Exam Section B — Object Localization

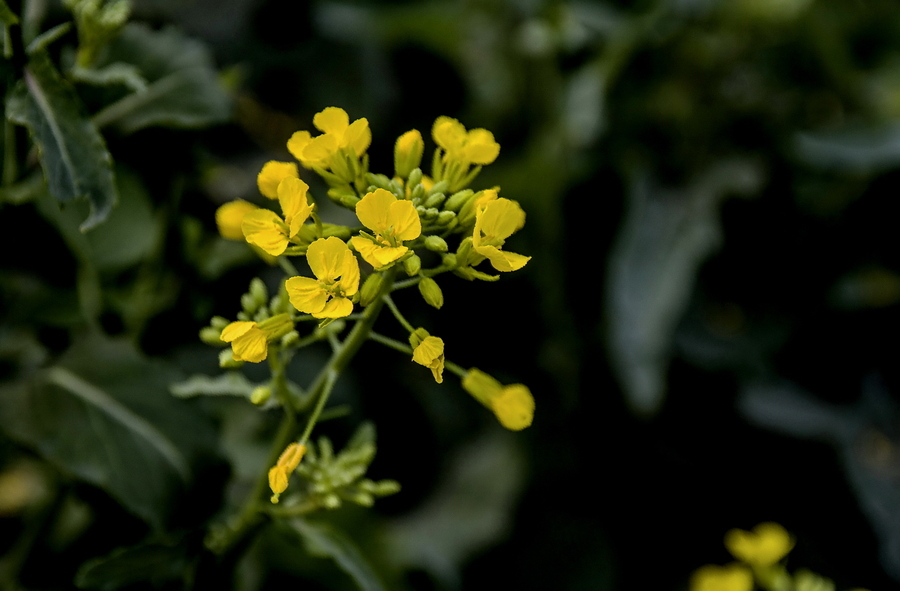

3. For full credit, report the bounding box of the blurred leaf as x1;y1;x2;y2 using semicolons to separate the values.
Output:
0;334;217;530
795;124;900;174
70;62;147;92
606;159;763;415
74;541;188;590
288;517;387;591
0;0;18;59
26;22;70;55
170;372;256;398
91;23;231;133
6;51;117;231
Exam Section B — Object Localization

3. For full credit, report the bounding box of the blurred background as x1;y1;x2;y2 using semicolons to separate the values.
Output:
3;0;900;589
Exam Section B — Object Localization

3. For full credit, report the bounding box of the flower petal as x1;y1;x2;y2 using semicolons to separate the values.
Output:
307;236;350;281
257;161;299;199
339;248;360;295
277;177;313;237
285;276;327;315
313;107;349;135
355;189;396;233
388;199;422;241
475;245;530;272
463;128;500;164
287;130;313;163
490;384;534;431
216;200;258;241
344;118;371;155
432;116;466;151
477;198;525;241
315;297;353;319
242;209;288;256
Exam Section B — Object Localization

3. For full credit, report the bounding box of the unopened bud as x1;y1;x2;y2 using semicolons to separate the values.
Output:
403;254;421;276
219;348;244;368
250;278;268;306
436;211;456;226
200;326;224;346
408;167;423;188
359;273;384;306
250;385;272;405
419;277;444;309
424;192;446;208
394;130;424;179
424;235;448;252
408;327;431;349
339;194;361;208
444;189;474;212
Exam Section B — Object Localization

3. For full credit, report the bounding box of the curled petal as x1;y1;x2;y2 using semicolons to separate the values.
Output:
389;199;422;241
242;209;288;256
257;161;298;199
475;245;530;272
412;336;445;383
221;322;268;363
476;198;526;243
464;128;500;164
490;385;534;431
287;130;313;163
314;107;350;135
344;118;371;155
277;177;313;237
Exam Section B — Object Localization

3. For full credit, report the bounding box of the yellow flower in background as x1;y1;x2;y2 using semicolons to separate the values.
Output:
349;188;421;268
432;116;500;165
412;336;445;383
462;368;534;430
268;442;306;503
725;522;795;567
242;177;314;256
472;197;530;272
216;200;259;240
286;237;360;318
690;564;753;591
287;107;371;168
394;129;424;178
220;321;268;363
257;161;299;199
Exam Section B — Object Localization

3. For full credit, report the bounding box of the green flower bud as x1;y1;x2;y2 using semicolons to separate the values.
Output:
411;183;426;202
359;273;384;307
388;178;404;199
339;194;361;209
250;278;268;306
428;180;449;197
424;235;448;252
408;327;431;349
281;330;299;347
210;316;230;330
408;167;423;188
456;237;473;266
250;385;272;405
200;326;225;346
419;277;444;309
219;348;244;368
365;173;392;189
395;130;425;179
436;211;456;226
444;189;474;212
403;254;422;276
327;187;356;203
424;192;446;209
441;253;458;268
241;292;257;314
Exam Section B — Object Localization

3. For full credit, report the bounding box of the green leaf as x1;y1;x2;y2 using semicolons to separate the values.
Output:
170;372;256;398
289;518;387;591
70;62;147;92
6;51;117;231
91;23;231;133
0;334;218;530
74;542;188;590
0;0;18;59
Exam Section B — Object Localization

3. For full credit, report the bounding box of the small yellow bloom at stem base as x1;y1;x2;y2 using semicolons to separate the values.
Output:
725;522;795;567
349;188;421;268
462;368;534;430
269;442;307;503
412;335;445;384
216;200;259;240
690;564;753;591
220;321;268;363
472;197;530;272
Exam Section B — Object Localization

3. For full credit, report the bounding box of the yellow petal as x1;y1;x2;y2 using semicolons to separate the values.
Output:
413;336;444;384
388;199;422;241
371;245;408;268
339;248;360;295
690;564;753;591
462;368;503;406
355;189;396;233
463;128;500;164
475;245;530;272
276;442;306;471
302;134;339;167
307;236;351;282
725;523;795;567
285;276;327;315
268;466;289;495
476;198;526;242
316;297;353;319
220;321;256;343
350;236;382;268
242;209;287;256
277;177;313;237
223;324;268;363
344;118;371;155
257;161;298;199
490;385;534;430
313;106;349;135
432;116;466;151
216;200;258;241
287;130;313;163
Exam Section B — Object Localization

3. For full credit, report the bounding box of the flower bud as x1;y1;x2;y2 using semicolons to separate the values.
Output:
200;326;225;346
408;327;431;349
444;189;473;212
250;385;272;405
424;235;448;252
408;167;423;188
258;313;294;340
419;277;444;309
424;192;446;209
359;273;384;307
436;211;456;226
339;194;361;209
365;173;392;189
281;330;299;347
219;348;244;368
403;254;422;276
394;130;424;179
250;278;268;306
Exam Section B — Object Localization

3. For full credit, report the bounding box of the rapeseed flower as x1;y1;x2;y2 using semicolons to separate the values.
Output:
462;368;534;430
257;161;299;199
394;129;424;178
216;200;258;240
412;335;445;384
269;442;306;503
349;188;421;268
285;237;360;319
287;107;371;170
690;564;753;591
472;197;530;272
220;314;293;363
432;116;499;165
725;523;795;567
242;177;314;256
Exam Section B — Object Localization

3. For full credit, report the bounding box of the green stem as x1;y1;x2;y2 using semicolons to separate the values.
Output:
278;257;299;277
383;294;415;333
391;277;422;291
369;331;467;378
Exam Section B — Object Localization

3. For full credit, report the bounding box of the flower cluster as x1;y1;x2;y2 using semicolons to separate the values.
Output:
209;107;534;501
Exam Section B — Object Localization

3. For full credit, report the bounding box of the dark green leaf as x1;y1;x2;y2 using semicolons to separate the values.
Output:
0;334;218;530
0;0;18;59
289;518;387;591
75;542;188;590
6;51;117;231
91;23;231;133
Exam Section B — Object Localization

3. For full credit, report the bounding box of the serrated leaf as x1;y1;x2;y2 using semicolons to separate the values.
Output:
91;23;231;133
0;334;217;530
289;518;387;591
75;542;187;590
170;372;256;398
6;51;117;231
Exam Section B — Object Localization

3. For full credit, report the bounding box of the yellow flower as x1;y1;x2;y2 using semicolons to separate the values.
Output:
242;177;314;256
216;200;258;240
462;368;534;430
432;116;500;165
395;129;424;178
220;314;294;363
257;161;299;199
269;442;306;503
412;336;444;384
287;107;371;169
725;523;795;567
690;564;753;591
472;197;530;272
285;237;360;318
349;188;421;268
